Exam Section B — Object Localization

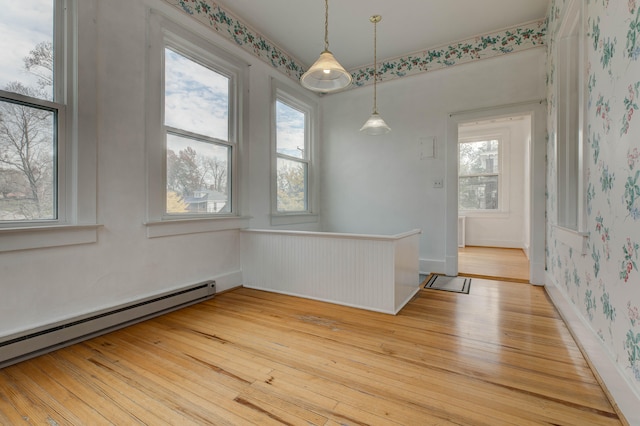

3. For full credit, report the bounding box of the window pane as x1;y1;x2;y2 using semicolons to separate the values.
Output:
277;158;307;212
0;99;56;220
166;133;230;214
557;12;581;230
459;175;499;210
164;48;229;141
0;1;55;102
459;140;499;175
276;100;305;159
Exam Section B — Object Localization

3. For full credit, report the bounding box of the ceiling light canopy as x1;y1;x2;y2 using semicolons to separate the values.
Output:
300;0;352;93
360;15;391;135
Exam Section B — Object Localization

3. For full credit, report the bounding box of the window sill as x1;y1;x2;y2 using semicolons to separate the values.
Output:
458;210;509;219
554;225;589;255
0;224;102;253
144;216;251;238
270;213;319;226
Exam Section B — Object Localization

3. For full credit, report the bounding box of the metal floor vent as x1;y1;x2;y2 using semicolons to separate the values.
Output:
0;280;216;368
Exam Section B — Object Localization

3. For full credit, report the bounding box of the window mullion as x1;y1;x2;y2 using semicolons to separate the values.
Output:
277;152;309;164
459;172;499;179
165;126;232;148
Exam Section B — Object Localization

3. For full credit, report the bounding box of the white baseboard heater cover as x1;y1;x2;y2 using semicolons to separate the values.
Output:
0;280;216;368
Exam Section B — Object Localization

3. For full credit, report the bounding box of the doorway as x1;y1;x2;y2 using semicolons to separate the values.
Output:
446;101;546;284
457;114;531;282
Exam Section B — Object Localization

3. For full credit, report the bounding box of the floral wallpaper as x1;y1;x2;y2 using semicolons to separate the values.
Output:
351;20;546;87
546;0;640;393
165;0;545;90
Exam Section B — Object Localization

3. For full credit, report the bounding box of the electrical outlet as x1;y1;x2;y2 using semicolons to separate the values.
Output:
433;178;444;188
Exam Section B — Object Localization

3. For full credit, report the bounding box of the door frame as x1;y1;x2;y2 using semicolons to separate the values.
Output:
446;100;546;284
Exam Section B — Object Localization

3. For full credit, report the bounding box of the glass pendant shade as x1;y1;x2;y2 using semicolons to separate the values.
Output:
360;112;391;135
300;0;351;93
300;50;352;92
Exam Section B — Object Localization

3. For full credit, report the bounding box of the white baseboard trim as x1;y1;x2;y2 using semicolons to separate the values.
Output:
212;269;243;292
529;261;545;285
419;258;446;275
464;239;523;249
242;285;398;315
545;273;640;425
444;255;458;276
394;288;421;315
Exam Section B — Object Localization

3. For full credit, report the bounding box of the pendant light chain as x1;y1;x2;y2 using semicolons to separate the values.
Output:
373;16;378;114
300;0;352;92
324;0;329;51
359;14;390;135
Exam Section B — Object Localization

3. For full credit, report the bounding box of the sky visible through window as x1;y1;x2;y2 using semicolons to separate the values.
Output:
164;48;230;142
276;100;305;159
0;1;53;93
164;48;233;214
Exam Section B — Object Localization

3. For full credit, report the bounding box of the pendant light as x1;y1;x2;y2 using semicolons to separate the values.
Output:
300;0;352;93
360;15;391;135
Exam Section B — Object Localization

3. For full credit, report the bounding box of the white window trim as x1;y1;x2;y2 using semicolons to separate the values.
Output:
0;0;100;252
270;79;319;225
457;129;510;216
144;9;249;237
554;0;588;253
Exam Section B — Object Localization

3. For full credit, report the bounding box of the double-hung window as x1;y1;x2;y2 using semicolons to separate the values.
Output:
145;11;247;236
164;46;232;216
0;0;97;252
458;138;501;211
272;82;317;222
0;1;62;224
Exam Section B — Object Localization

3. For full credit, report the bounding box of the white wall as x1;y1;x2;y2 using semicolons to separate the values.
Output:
320;49;546;274
458;116;530;249
0;0;314;338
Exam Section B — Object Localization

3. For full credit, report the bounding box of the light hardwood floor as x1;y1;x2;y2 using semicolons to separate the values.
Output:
459;246;530;282
0;280;624;425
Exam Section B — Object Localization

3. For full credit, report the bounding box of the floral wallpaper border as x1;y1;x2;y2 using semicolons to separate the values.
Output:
165;0;546;90
167;0;306;80
351;20;547;87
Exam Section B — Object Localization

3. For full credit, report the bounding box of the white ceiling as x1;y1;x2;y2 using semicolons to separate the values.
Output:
212;0;550;70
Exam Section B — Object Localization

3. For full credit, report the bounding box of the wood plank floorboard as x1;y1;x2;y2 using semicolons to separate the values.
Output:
459;246;530;282
0;278;624;425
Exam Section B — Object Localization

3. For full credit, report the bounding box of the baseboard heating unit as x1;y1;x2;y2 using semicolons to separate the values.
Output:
0;280;216;368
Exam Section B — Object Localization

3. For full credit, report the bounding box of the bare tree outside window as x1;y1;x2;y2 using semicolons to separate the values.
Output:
163;47;232;215
24;41;54;98
277;158;306;212
165;134;230;214
275;99;308;212
0;40;56;221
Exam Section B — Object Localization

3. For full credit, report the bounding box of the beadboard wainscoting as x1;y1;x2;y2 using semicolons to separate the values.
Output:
240;229;421;314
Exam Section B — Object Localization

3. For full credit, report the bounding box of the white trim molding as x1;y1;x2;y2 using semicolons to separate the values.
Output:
545;273;640;425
